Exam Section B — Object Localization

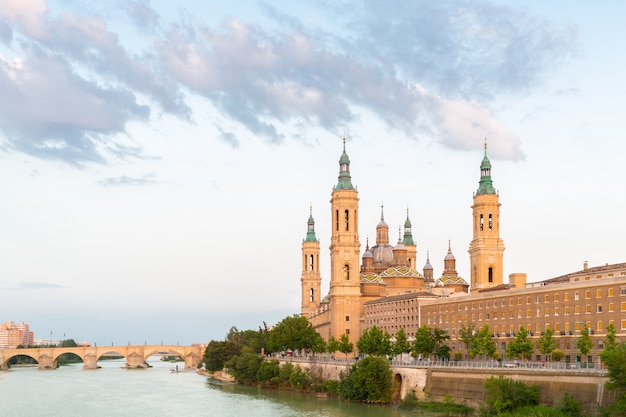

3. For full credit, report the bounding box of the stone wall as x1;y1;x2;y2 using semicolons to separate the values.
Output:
278;359;617;412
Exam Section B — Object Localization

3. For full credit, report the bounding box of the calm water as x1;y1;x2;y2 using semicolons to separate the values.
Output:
0;357;409;417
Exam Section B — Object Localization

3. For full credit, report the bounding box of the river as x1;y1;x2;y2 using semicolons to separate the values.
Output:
0;357;410;417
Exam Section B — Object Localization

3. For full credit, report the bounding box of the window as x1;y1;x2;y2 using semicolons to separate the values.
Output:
526;309;531;318
609;303;614;312
609;288;614;297
480;214;484;231
575;292;580;300
575;306;580;315
554;294;559;302
344;209;349;231
345;329;350;335
564;306;570;315
622;319;626;331
535;295;540;303
488;267;493;283
545;294;550;303
564;293;570;301
488;213;493;231
309;288;315;302
621;286;626;296
335;210;339;231
621;301;626;311
344;264;350;280
544;308;550;317
586;305;591;314
585;290;591;299
345;315;350;322
555;307;560;316
597;289;603;298
597;321;603;331
597;305;603;313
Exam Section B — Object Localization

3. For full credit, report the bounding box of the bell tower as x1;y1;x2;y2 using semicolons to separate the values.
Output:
468;141;505;293
328;137;361;342
301;206;321;317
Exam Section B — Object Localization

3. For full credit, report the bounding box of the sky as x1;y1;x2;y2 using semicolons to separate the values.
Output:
0;0;624;346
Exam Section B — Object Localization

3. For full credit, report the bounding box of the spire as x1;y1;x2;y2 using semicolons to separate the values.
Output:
423;250;434;280
402;207;415;245
476;139;496;195
424;250;433;270
376;203;389;245
444;239;455;261
336;136;354;190
304;205;317;242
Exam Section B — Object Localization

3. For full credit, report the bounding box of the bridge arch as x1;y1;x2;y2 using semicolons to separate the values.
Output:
1;352;40;369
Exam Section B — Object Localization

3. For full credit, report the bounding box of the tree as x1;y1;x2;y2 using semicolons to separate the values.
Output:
327;336;340;354
552;349;565;362
392;328;411;358
226;352;263;384
266;315;322;354
432;328;451;360
457;321;476;359
599;343;626;414
412;325;435;359
357;326;391;356
605;322;618;352
577;326;593;361
470;325;496;360
337;334;354;358
338;356;393;403
60;339;78;347
203;340;241;372
506;327;534;360
538;328;556;360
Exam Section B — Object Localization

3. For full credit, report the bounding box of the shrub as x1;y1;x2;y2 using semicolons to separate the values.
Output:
553;392;584;417
338;356;393;403
483;375;540;414
454;351;464;361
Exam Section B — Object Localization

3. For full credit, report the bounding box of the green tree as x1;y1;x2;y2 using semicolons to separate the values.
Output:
203;340;241;372
577;326;593;361
337;334;354;358
412;325;435;359
266;315;322;354
357;326;391;356
327;336;339;354
255;360;280;385
60;339;78;347
506;327;534;360
538;328;556;360
605;322;618;351
339;356;393;403
432;328;451;360
226;352;263;384
457;321;476;359
392;328;411;358
469;325;496;359
552;349;565;362
599;343;626;416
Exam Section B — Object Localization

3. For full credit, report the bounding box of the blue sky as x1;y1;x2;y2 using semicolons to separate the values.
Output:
0;0;624;345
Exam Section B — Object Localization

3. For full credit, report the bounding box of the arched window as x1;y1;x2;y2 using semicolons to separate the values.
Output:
309;288;315;302
309;254;314;271
335;210;339;231
488;267;493;283
344;209;349;231
344;264;350;280
488;213;493;231
480;214;484;231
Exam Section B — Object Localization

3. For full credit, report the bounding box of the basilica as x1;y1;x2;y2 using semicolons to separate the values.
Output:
300;139;505;342
300;139;626;365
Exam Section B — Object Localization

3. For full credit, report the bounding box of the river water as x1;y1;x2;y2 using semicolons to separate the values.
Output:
0;357;409;417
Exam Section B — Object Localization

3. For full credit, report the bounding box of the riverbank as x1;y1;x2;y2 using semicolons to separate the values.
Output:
197;368;236;383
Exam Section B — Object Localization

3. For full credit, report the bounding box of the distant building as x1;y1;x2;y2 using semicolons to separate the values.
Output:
0;321;34;348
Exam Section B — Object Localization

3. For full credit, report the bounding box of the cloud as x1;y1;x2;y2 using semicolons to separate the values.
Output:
100;173;157;187
0;0;576;164
0;281;66;290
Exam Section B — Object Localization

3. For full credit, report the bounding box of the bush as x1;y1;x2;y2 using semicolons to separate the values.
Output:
454;351;464;361
338;356;393;403
551;349;565;362
483;375;540;414
256;360;279;385
555;392;583;417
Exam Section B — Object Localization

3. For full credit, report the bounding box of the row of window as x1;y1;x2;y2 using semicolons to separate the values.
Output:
427;286;626;314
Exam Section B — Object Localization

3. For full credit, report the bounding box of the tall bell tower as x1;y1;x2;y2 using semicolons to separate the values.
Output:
301;206;321;317
468;141;505;293
328;138;361;342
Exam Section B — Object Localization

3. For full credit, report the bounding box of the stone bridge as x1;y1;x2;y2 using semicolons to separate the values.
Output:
0;345;203;370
